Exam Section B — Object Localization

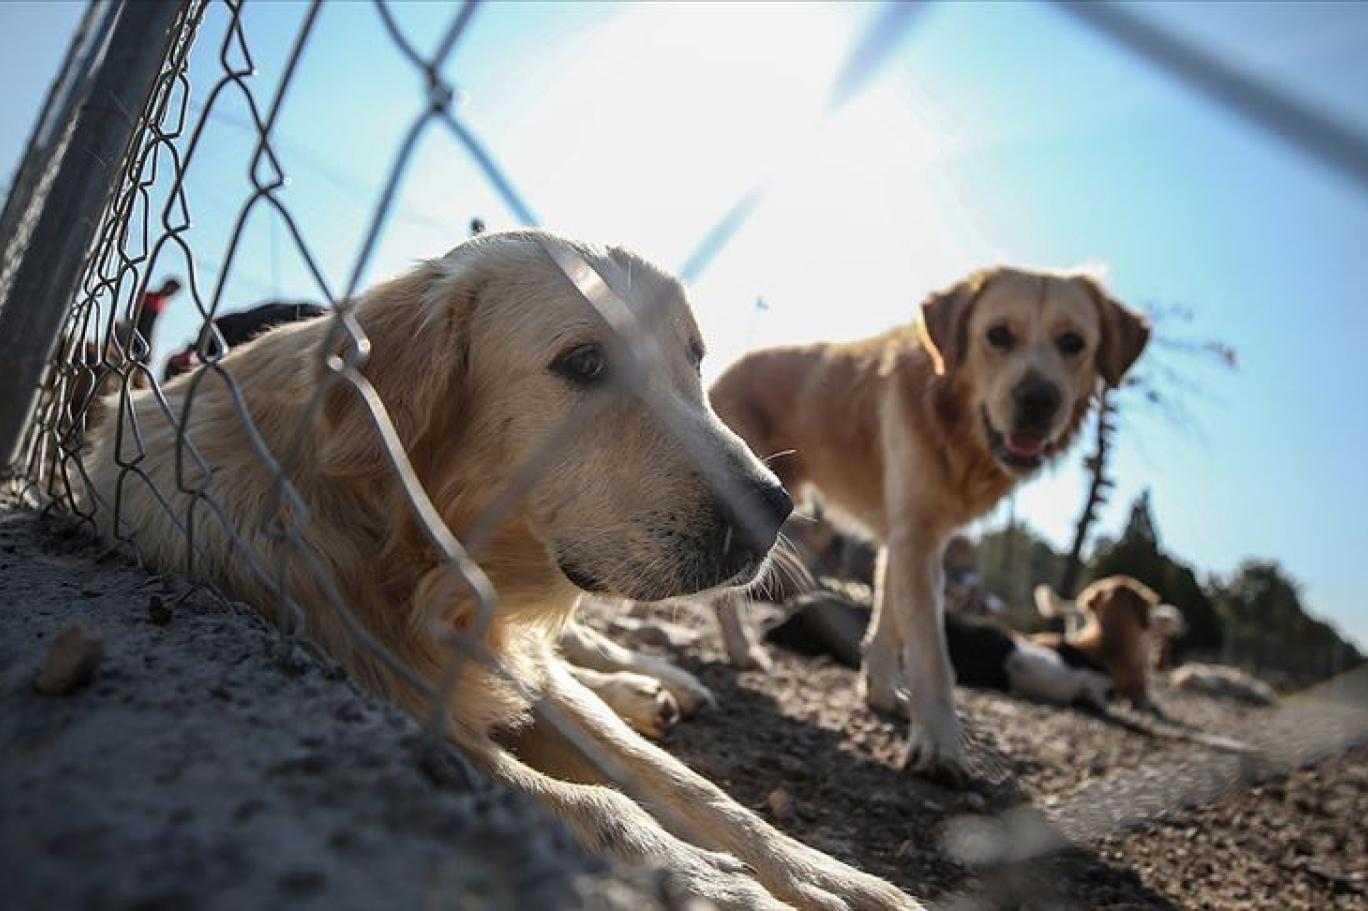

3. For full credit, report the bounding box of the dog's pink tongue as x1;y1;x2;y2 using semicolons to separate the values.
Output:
1006;433;1046;457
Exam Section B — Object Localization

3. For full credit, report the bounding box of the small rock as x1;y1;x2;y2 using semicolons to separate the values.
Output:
766;787;793;822
33;623;104;696
147;594;173;625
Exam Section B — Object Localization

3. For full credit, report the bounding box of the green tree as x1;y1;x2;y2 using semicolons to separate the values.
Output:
1210;561;1362;686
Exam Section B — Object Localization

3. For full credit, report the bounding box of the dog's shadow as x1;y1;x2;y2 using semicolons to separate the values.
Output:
661;652;1180;910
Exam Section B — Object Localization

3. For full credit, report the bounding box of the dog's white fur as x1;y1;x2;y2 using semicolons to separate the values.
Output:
78;231;916;909
1005;639;1112;710
559;615;714;738
709;267;1150;778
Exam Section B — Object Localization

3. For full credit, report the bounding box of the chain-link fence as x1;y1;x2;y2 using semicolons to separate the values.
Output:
2;0;806;852
2;4;915;905
2;1;1367;908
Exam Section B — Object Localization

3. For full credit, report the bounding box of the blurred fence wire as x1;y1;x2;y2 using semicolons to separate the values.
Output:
1;0;1366;907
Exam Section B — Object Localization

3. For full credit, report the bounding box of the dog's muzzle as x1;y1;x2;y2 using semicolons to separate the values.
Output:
982;406;1053;472
711;478;793;586
556;478;793;600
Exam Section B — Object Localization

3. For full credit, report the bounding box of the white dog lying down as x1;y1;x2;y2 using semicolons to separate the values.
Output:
79;231;916;910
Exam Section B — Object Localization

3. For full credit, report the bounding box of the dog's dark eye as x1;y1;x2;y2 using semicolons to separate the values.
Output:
986;326;1014;350
1057;332;1085;356
688;340;705;374
551;343;608;385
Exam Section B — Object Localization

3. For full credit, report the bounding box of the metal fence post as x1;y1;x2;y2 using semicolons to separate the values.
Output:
0;0;182;472
0;1;118;275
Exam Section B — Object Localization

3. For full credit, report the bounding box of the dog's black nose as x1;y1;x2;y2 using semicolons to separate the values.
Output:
1013;378;1061;430
721;479;793;553
755;480;794;530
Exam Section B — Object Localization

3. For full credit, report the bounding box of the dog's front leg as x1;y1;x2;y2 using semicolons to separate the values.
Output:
883;525;965;781
560;617;714;716
563;663;682;740
715;588;774;670
478;723;794;910
533;658;921;910
860;547;903;714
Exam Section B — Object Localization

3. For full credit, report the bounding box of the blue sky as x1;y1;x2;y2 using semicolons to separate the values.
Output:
3;1;1364;647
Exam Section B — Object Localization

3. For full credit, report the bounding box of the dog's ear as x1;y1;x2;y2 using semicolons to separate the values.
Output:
318;262;474;476
1033;583;1077;620
1074;579;1108;617
918;269;992;375
1080;276;1150;388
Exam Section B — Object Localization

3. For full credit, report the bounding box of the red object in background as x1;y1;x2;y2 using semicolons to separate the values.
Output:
141;290;172;314
165;348;197;377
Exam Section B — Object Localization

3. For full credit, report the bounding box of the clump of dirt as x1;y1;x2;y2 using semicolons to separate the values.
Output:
32;622;104;696
581;599;1368;910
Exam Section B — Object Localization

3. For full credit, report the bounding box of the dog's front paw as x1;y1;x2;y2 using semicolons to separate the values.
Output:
734;641;774;673
657;668;716;717
720;631;774;672
859;668;905;718
899;714;968;786
606;673;682;740
664;854;798;911
750;841;923;911
790;853;924;911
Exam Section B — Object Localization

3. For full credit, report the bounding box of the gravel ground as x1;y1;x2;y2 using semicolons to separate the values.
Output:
3;497;1364;911
0;503;672;911
579;598;1368;911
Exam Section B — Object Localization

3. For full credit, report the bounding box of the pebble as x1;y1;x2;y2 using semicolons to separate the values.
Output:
33;622;104;696
766;787;793;822
147;594;173;625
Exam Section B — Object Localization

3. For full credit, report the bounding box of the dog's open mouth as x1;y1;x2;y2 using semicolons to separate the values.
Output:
982;408;1051;471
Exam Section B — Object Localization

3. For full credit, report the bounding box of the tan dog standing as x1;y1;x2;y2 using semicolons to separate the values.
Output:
710;267;1149;778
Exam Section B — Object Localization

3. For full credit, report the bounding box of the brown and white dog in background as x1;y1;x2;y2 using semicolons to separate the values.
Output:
1034;575;1165;710
708;266;1150;779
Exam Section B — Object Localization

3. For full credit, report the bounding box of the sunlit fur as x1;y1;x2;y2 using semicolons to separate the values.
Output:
710;265;1150;778
78;230;915;909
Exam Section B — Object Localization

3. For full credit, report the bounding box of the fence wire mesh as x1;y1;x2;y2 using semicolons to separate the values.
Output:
5;0;819;866
2;1;1367;908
